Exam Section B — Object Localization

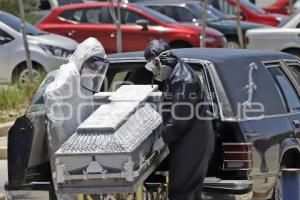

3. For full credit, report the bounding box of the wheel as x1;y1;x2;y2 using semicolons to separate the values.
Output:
227;40;241;49
12;63;46;85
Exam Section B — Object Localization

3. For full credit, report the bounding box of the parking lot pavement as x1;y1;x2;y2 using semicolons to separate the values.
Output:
0;160;7;198
0;137;7;160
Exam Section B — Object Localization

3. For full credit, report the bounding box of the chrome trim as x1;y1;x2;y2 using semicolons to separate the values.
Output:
243;63;258;107
109;57;300;122
222;143;252;145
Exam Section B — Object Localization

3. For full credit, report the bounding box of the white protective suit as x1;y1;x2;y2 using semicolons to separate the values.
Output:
44;37;107;199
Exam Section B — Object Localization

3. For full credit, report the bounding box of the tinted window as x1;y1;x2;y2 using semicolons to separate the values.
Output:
0;12;45;35
287;63;300;85
186;4;224;20
60;9;83;22
26;71;56;113
134;4;177;23
60;8;113;24
121;8;148;24
268;67;300;112
169;6;196;22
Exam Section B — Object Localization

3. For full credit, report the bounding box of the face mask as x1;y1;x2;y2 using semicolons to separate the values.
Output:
145;50;173;82
154;65;173;82
80;56;109;93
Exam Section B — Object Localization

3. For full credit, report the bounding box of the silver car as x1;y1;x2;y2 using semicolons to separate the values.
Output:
246;12;300;57
0;11;78;84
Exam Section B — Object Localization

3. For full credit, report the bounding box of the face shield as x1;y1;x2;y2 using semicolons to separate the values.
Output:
80;56;109;93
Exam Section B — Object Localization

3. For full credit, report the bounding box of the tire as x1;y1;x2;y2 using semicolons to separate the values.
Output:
12;63;45;85
227;40;241;49
226;37;241;49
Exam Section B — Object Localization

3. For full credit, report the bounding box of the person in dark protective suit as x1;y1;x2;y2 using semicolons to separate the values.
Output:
144;39;215;200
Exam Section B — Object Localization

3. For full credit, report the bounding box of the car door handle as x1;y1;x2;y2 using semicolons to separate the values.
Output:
293;119;300;128
110;32;116;38
66;30;76;36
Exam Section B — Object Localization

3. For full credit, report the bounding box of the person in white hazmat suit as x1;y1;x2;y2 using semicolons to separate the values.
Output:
44;37;109;199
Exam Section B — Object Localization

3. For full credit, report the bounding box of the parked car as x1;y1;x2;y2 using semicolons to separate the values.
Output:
246;12;300;57
140;1;267;48
262;0;299;15
5;48;300;200
211;0;288;26
36;2;227;53
0;11;78;85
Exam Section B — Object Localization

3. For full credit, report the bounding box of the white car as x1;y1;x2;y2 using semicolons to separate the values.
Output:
246;12;300;57
0;11;78;84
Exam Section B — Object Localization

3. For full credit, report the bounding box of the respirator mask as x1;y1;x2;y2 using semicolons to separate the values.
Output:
145;50;173;82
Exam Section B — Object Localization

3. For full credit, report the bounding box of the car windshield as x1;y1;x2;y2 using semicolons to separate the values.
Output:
187;4;227;21
240;0;265;14
134;4;177;23
0;12;45;35
279;13;297;27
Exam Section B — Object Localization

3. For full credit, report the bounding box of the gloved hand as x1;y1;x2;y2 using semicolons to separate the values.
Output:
152;137;165;152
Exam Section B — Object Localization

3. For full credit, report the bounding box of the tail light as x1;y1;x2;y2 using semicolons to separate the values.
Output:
223;143;253;170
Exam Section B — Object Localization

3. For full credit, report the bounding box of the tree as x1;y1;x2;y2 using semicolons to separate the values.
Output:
236;0;244;49
200;0;208;48
18;0;34;81
108;0;122;53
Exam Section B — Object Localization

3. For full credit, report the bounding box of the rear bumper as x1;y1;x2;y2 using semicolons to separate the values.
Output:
5;178;253;200
203;178;253;200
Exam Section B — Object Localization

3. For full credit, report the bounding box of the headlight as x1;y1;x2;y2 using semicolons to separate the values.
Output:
276;17;283;22
40;44;71;58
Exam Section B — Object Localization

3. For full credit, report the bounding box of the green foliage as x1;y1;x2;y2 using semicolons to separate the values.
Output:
0;0;41;24
0;71;45;122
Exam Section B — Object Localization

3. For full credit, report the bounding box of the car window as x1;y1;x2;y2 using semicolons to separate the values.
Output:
287;63;300;85
0;12;45;35
108;62;214;111
0;28;13;45
60;8;113;24
171;6;196;22
26;71;56;114
218;0;236;15
60;9;83;22
134;4;177;24
121;8;149;24
268;67;300;112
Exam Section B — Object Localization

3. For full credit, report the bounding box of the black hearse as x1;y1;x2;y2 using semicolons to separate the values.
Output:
5;48;300;200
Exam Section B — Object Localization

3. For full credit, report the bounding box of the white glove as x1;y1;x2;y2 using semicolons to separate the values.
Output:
152;137;165;152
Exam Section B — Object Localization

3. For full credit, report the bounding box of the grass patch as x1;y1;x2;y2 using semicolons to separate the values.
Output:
0;72;46;123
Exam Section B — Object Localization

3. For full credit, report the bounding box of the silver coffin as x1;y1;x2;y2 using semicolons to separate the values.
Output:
55;85;168;194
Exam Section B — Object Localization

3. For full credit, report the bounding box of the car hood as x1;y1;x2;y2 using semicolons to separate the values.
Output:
173;23;224;37
28;33;78;50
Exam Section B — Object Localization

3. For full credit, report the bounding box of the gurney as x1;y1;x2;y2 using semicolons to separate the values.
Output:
55;85;168;194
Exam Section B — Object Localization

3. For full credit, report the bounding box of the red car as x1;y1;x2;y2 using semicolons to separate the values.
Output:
214;0;288;26
36;3;226;53
262;0;294;15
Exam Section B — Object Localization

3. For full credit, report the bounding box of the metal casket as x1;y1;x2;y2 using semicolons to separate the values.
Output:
54;85;168;194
